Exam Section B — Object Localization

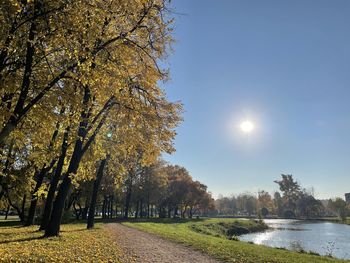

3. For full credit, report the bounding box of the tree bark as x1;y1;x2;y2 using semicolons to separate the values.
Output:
6;193;26;223
139;198;143;218
26;166;47;226
102;197;107;219
124;176;133;219
147;194;150;218
73;202;82;220
81;207;88;220
108;195;113;219
40;127;69;230
87;158;107;229
135;200;139;219
5;205;10;219
167;207;171;218
173;206;178;218
44;174;71;236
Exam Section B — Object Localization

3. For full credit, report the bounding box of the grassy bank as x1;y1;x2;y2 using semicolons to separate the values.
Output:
190;218;267;239
123;218;347;263
324;217;350;225
0;220;122;262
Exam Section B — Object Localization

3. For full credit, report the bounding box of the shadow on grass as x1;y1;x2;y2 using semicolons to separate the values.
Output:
60;228;89;233
0;235;44;245
115;217;205;224
59;217;205;225
0;217;205;230
0;220;22;227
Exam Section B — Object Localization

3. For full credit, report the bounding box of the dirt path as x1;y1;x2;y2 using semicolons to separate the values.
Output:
106;223;222;263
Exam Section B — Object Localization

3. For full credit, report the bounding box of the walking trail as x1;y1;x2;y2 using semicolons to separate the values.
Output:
106;223;222;263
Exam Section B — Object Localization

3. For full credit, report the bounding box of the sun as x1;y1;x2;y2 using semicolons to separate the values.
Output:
240;120;254;133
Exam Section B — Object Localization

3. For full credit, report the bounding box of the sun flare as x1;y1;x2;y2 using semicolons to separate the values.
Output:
240;120;254;133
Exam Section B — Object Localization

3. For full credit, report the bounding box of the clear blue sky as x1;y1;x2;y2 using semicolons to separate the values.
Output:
162;0;350;199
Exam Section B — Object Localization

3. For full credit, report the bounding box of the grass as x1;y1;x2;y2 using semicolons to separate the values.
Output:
123;218;348;263
329;217;350;225
0;219;122;262
345;218;350;225
189;218;267;239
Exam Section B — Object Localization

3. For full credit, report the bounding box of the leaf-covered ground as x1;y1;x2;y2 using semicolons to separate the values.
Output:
0;222;122;262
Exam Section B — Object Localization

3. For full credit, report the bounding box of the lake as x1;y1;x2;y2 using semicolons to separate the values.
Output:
239;219;350;260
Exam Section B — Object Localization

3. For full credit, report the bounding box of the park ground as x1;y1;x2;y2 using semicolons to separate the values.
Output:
0;216;349;262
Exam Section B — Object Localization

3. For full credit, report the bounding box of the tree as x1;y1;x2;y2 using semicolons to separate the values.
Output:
273;192;284;217
186;181;214;218
274;174;301;214
165;165;192;218
328;198;348;221
1;0;183;237
260;207;269;218
258;190;274;215
296;190;324;218
0;0;176;145
87;157;108;229
236;193;258;216
215;196;237;215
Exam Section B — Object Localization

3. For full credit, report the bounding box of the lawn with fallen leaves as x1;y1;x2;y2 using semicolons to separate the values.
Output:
0;221;122;262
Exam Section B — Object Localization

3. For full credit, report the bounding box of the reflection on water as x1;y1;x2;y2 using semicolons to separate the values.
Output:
239;219;350;260
250;230;274;245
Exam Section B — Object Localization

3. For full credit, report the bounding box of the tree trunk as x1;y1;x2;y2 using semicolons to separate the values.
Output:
147;193;150;218
44;174;72;236
5;192;25;223
82;207;88;220
173;206;178;218
124;178;132;219
81;196;89;220
5;205;10;219
102;197;107;219
87;158;107;229
107;196;111;218
73;202;82;220
115;201;118;218
25;166;47;226
44;87;91;237
44;85;113;236
26;159;56;226
167;207;171;218
181;207;186;218
135;200;139;219
109;195;113;219
139;198;143;218
18;194;27;223
40;127;69;230
189;207;193;219
0;190;4;202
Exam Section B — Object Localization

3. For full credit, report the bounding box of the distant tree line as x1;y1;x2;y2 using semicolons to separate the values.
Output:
215;174;349;220
65;160;214;221
0;159;214;225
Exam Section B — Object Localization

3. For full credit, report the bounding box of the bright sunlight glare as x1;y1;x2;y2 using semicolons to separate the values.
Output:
240;120;254;133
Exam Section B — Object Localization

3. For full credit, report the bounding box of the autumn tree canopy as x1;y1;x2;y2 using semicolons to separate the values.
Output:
0;0;204;237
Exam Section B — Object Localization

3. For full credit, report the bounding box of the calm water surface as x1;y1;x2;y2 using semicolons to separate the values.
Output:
239;219;350;260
